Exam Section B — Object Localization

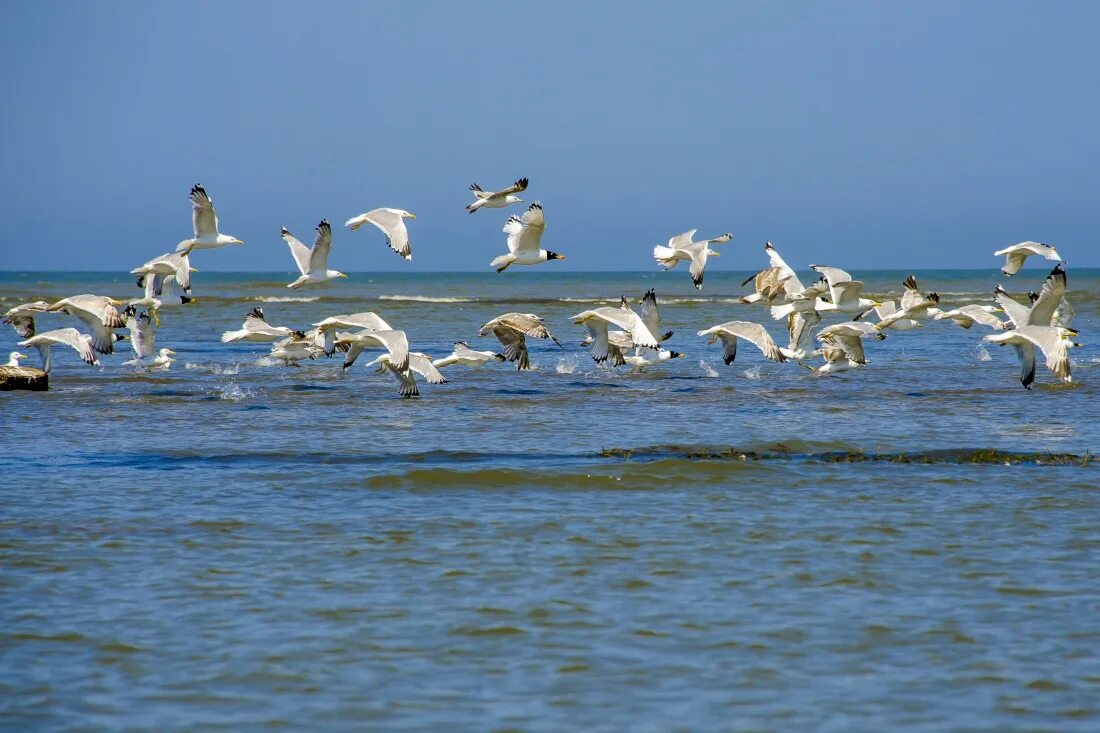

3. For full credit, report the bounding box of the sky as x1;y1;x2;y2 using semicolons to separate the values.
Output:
1;1;1097;272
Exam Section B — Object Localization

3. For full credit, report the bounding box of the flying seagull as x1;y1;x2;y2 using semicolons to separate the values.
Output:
697;321;787;365
313;312;393;356
122;306;175;370
363;352;449;398
282;220;347;289
652;229;732;289
176;184;243;254
984;325;1080;388
808;265;880;317
994;241;1061;277
432;341;506;369
477;313;562;370
46;295;126;354
3;300;51;338
132;251;195;294
490;202;566;272
572;296;661;364
934;304;1006;330
339;329;411;373
345;208;416;260
221;308;296;343
466;177;528;213
816;322;885;365
19;328;99;372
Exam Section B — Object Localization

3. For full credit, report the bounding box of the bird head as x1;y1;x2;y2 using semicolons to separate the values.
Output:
402;211;416;219
161;349;177;357
233;238;244;245
670;351;686;359
715;233;733;243
707;249;721;257
546;251;565;261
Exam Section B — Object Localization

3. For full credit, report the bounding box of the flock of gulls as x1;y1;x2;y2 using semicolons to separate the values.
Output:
2;180;1083;396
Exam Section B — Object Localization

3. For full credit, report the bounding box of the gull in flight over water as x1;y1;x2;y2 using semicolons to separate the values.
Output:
572;296;661;364
490;202;566;272
132;251;195;295
176;184;243;254
779;311;822;363
3;301;51;338
363;351;448;398
652;229;732;290
985;326;1080;388
122;307;175;370
466;177;528;213
270;332;322;366
697;321;787;365
221;308;296;343
432;341;506;369
339;329;410;373
994;241;1061;277
345;208;416;260
934;304;1006;330
816;322;885;365
806;265;881;317
19;328;100;372
312;312;393;356
873;276;939;331
282;220;347;289
806;344;864;376
478;313;562;370
47;295;126;354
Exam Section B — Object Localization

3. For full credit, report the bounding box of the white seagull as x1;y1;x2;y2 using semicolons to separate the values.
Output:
432;341;506;369
697;321;787;365
466;177;528;213
477;313;563;370
816;322;885;365
175;184;243;254
984;325;1080;388
779;311;823;363
19;328;100;372
46;295;126;354
652;229;732;289
270;332;322;366
994;241;1061;277
874;276;939;331
807;344;864;376
132;251;195;294
3;300;51;338
363;352;449;398
221;308;296;343
312;312;393;356
5;351;30;367
572;296;661;363
345;208;416;260
934;304;1006;330
122;307;175;370
490;202;566;272
807;265;880;317
282;220;346;289
339;329;410;373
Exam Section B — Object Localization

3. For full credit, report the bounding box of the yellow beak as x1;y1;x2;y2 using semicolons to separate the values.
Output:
406;213;416;219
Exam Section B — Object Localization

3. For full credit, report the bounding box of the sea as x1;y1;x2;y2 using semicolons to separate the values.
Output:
2;268;1098;731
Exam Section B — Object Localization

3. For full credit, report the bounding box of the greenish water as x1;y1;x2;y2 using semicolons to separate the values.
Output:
2;270;1098;730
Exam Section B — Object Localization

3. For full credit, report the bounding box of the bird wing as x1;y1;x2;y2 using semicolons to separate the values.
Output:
281;227;312;275
491;177;529;199
994;286;1031;328
25;327;98;365
355;328;409;372
408;353;448;384
587;307;660;349
364;209;411;260
899;275;923;310
638;289;661;337
789;310;820;351
191;184;218;238
688;246;709;290
957;305;1006;330
710;321;785;362
830;280;865;306
502;215;529;254
833;334;867;364
668;230;697;249
810;265;852;288
492;327;530;369
873;300;898;320
127;310;156;358
1013;326;1071;381
498;313;560;345
1026;264;1066;327
308;220;333;273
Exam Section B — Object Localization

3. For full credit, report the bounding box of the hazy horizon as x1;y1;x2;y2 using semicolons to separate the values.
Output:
2;2;1097;274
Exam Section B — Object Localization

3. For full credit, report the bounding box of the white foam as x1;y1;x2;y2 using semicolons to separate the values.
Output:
185;361;241;375
378;295;476;303
555;355;580;374
248;296;320;303
742;365;763;380
216;383;253;401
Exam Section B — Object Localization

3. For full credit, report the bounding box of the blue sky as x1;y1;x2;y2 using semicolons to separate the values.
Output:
1;1;1097;272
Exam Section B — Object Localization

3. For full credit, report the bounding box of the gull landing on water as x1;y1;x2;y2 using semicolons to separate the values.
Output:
652;230;732;290
466;177;528;213
491;203;566;272
175;184;243;254
345;208;416;260
994;241;1061;277
282;220;347;289
122;307;175;371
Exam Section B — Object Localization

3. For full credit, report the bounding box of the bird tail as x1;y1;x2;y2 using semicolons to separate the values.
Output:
344;215;366;231
770;303;796;320
652;245;677;267
490;254;513;272
740;293;762;305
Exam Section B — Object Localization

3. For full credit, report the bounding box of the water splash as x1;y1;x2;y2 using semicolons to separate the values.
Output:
555;355;579;374
742;365;763;380
699;360;719;378
975;344;993;362
215;383;254;402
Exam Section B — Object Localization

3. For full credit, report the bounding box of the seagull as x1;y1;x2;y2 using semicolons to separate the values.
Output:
934;304;1006;330
652;229;732;289
993;285;1032;329
808;265;880;317
122;307;175;370
580;290;674;361
490;202;566;272
432;341;506;368
46;295;126;354
466;178;528;213
477;313;563;370
134;268;195;309
3;300;50;338
363;352;448;398
984;325;1080;388
221;308;296;343
572;296;661;363
816;322;885;365
312;312;393;356
19;328;99;372
1025;264;1067;327
697;321;787;365
175;184;243;254
807;344;864;376
621;348;686;372
270;332;322;366
874;276;939;331
345;208;416;260
282;220;346;289
132;251;195;294
4;351;30;367
779;311;823;363
339;329;410;373
994;241;1061;277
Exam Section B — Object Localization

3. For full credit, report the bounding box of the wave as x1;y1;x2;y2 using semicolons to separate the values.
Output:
378;295;478;303
247;296;321;303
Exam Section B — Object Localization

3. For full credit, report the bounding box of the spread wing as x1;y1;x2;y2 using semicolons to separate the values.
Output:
638;289;661;338
127;310;156;359
493;177;529;198
308;220;333;273
407;353;448;384
282;227;312;275
1026;264;1066;327
702;321;785;363
503;215;530;254
688;246;709;290
493;327;530;369
668;230;697;249
899;275;923;310
191;184;217;238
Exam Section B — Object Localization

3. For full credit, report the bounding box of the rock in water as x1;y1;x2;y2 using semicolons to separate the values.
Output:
0;365;48;391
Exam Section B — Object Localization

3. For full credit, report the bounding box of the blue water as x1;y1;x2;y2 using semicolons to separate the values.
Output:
2;269;1098;730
